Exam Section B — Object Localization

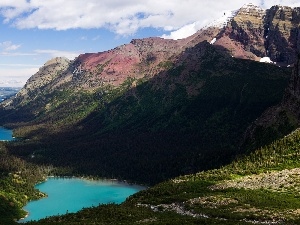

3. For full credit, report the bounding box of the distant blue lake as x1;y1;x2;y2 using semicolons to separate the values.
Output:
0;87;21;102
20;177;145;222
0;127;14;141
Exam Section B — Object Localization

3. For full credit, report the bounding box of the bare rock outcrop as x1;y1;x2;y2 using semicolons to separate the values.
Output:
2;57;70;108
212;4;300;65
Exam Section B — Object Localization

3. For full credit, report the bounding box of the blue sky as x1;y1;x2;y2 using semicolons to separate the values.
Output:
0;0;299;87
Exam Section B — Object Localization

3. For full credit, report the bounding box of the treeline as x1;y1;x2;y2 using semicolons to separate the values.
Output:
8;131;236;185
0;142;50;224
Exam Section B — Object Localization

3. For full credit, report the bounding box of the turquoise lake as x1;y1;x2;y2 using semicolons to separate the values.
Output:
0;127;14;141
20;177;145;222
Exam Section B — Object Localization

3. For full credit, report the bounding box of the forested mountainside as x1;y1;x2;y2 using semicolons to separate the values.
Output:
2;42;291;185
1;3;300;224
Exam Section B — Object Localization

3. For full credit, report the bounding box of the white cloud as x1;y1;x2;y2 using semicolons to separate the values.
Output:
161;22;203;40
0;67;39;87
0;63;41;67
0;52;37;56
0;41;21;51
0;0;299;38
260;0;300;8
0;0;32;23
34;49;80;60
92;35;101;41
0;48;78;59
0;80;22;86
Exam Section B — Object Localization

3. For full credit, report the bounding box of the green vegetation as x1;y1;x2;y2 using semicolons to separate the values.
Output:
0;45;292;185
12;126;300;224
0;142;48;224
158;60;174;69
125;128;300;224
0;43;297;224
24;203;253;225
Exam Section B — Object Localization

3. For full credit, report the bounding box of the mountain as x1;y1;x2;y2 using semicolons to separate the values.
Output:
214;3;300;64
1;3;299;113
0;3;297;185
2;3;300;109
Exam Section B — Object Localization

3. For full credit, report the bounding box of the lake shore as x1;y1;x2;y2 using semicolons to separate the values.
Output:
19;176;146;222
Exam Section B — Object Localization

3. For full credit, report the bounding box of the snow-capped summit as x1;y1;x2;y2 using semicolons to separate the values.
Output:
238;3;265;17
204;10;238;29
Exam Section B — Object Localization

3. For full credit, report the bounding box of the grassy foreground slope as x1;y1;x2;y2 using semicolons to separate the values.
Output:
23;128;300;224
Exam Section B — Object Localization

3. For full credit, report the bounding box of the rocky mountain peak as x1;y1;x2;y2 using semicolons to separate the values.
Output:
238;3;265;17
2;57;71;108
43;57;70;67
206;3;300;64
234;3;265;26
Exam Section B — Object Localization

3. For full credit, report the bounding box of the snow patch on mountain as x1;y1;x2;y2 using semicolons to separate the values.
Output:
210;38;217;45
260;57;274;64
204;10;238;29
241;3;263;12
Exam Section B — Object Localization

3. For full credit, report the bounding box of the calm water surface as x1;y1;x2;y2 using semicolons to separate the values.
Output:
20;177;145;222
0;127;13;141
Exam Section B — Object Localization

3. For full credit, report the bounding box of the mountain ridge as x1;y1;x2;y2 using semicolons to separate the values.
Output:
2;3;299;107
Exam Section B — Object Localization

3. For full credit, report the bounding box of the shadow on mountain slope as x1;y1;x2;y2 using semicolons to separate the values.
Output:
5;41;291;185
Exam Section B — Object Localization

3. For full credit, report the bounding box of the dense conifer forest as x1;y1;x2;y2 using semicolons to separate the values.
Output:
9;123;300;224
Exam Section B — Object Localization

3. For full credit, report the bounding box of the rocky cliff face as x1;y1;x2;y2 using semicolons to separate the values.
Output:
211;3;300;64
213;3;265;61
264;6;300;64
